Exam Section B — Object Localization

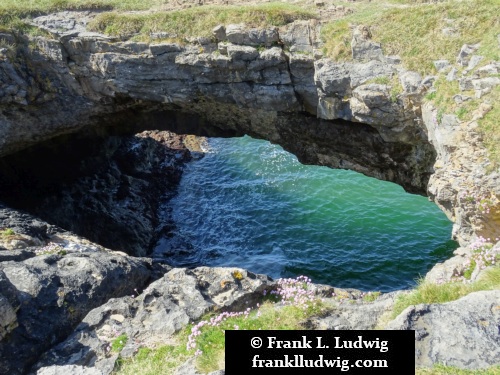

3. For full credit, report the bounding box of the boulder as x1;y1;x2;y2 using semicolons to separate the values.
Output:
387;290;500;368
225;24;279;47
280;20;317;53
351;26;384;62
0;251;153;375
456;43;480;66
433;60;450;73
33;267;273;374
212;25;226;41
399;71;422;94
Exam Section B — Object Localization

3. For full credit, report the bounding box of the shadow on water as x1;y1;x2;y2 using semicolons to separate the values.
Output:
155;136;458;292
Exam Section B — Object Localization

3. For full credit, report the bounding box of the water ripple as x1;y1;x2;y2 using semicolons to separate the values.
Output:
156;136;457;291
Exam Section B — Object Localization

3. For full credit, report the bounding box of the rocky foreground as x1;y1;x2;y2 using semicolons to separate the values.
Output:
0;207;499;374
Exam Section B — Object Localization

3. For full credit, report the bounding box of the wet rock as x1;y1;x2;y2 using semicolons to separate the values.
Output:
0;131;191;257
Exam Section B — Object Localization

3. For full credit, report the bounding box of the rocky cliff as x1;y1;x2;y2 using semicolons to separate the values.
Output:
1;9;498;245
1;2;500;374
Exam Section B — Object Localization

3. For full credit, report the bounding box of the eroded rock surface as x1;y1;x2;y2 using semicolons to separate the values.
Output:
0;16;436;196
387;290;500;369
0;130;193;256
33;267;272;375
0;249;155;375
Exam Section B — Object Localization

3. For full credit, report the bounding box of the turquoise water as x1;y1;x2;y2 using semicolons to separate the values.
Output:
157;136;457;292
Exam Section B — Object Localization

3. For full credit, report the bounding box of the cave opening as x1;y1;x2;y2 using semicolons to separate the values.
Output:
0;112;457;291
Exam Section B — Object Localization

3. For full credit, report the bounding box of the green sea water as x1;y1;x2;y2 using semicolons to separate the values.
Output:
156;136;457;291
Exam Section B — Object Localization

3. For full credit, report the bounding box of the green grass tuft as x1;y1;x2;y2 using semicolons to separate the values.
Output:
0;228;15;237
416;364;500;375
87;3;316;40
321;0;499;75
114;343;191;375
112;334;129;353
392;266;500;319
479;86;500;170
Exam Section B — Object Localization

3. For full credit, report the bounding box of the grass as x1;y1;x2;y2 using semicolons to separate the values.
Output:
416;364;500;375
321;0;499;75
114;342;191;375
0;0;157;31
87;3;316;40
392;266;500;319
0;0;315;36
322;0;500;168
0;0;166;15
116;276;330;374
115;301;328;375
362;291;381;302
112;334;129;353
0;228;15;237
479;86;500;169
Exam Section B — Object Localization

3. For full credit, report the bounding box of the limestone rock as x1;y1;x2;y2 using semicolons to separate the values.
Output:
0;270;19;342
387;290;500;368
433;60;450;72
351;25;384;62
350;84;400;126
459;77;474;91
225;24;278;47
1;131;191;257
280;20;318;54
456;43;480;67
33;267;273;374
226;44;259;61
212;25;226;41
467;55;483;71
173;357;225;375
399;71;422;94
37;365;102;375
307;292;399;330
472;77;500;91
150;43;183;56
424;250;468;283
446;67;458;81
0;251;152;375
476;62;500;76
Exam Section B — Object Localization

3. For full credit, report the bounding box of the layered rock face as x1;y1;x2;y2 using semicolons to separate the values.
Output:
1;14;434;196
